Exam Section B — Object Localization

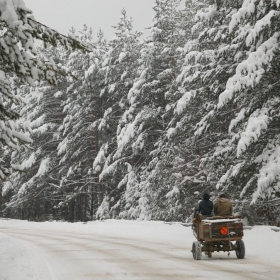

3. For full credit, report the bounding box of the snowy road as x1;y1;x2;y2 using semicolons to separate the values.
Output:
0;220;280;280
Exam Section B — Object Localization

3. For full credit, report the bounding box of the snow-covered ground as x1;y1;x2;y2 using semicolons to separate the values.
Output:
0;219;279;279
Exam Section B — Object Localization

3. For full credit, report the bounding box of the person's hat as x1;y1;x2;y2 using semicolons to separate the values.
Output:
203;193;210;200
219;193;227;198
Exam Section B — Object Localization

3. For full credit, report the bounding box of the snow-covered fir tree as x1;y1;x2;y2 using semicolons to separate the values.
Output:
108;0;189;220
91;10;143;219
56;26;107;221
5;44;69;220
198;0;280;222
0;0;89;216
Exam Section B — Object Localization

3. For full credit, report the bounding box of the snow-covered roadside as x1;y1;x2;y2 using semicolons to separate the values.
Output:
0;219;188;246
0;219;280;279
243;225;280;264
0;231;52;280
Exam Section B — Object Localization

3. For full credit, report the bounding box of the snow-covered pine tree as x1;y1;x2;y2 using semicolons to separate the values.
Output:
168;0;280;223
57;26;108;221
109;0;188;220
5;44;69;220
0;0;89;181
185;0;280;224
91;10;143;219
127;0;215;222
134;0;239;221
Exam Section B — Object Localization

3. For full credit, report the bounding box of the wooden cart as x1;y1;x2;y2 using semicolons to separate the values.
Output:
191;214;245;260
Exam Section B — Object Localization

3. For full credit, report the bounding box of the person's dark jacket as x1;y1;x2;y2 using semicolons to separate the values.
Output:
198;193;213;216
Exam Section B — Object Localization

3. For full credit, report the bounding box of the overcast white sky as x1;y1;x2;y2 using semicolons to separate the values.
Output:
24;0;155;40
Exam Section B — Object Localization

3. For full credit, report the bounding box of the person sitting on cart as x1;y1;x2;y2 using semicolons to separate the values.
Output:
214;193;233;217
198;193;213;217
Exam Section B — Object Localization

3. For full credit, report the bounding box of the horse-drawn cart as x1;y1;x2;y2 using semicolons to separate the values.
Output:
191;214;245;260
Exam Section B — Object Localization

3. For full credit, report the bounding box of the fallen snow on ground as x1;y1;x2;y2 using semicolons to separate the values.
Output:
0;228;52;280
0;219;279;279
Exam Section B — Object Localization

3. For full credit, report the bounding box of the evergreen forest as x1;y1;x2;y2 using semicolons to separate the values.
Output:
1;0;280;226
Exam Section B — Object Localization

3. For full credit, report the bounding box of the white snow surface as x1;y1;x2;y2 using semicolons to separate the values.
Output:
0;219;280;280
202;218;241;224
0;231;51;280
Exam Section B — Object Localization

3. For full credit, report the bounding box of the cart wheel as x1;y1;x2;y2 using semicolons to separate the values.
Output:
235;240;245;259
192;241;202;260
